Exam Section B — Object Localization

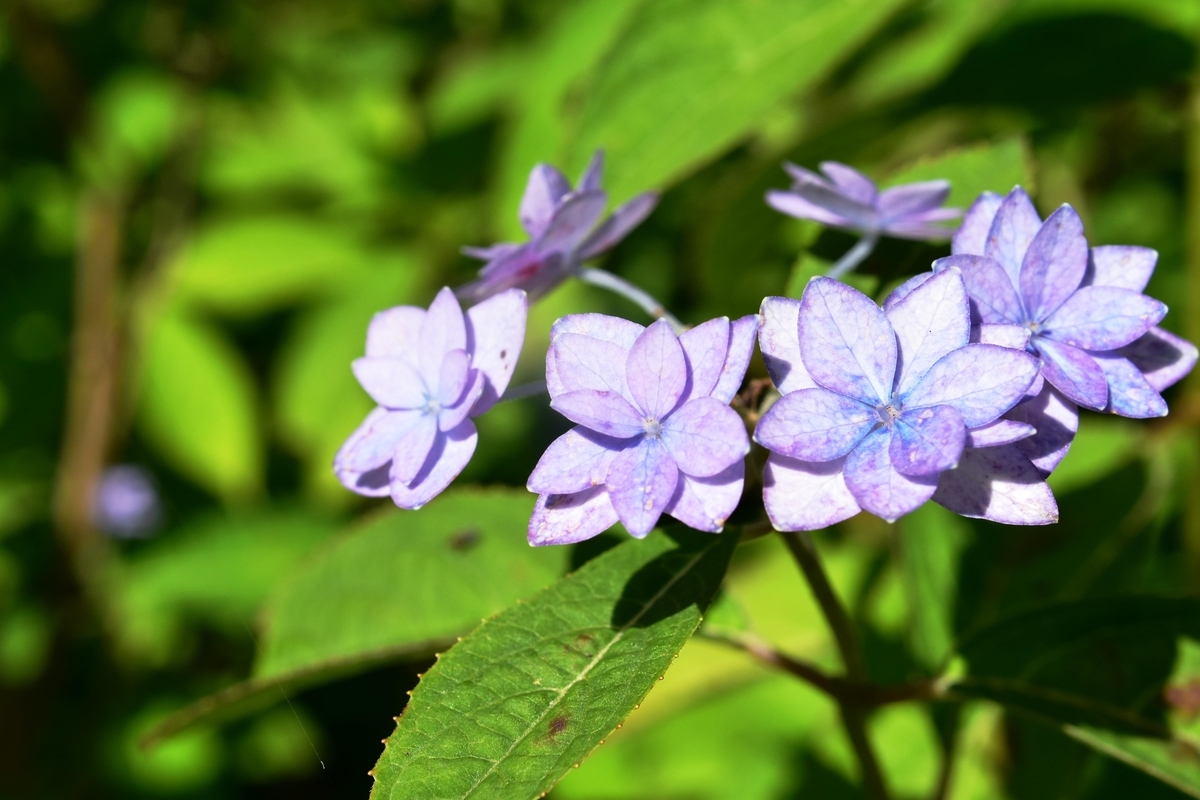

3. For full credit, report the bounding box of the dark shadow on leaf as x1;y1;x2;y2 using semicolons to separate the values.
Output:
610;526;730;629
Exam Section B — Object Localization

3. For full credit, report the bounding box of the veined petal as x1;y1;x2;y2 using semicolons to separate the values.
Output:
1085;245;1156;292
551;390;644;439
539;191;608;255
766;190;855;228
933;254;1022;324
903;344;1038;427
966;419;1036;448
753;388;876;462
1019;204;1088;321
799;277;897;404
1042;286;1166;351
1035;338;1108;410
763;453;861;532
1092;353;1168;418
390;412;439;485
626;319;687;419
520;164;571;239
464;288;527;415
550;312;643;350
759;296;818;393
661;397;749;478
844;427;938;523
1116;327;1199;392
985;186;1041;285
527;426;625;494
678;317;730;403
1008;386;1079;477
820;161;878;205
366;306;424;358
606;438;679;538
528;486;618;546
883;273;934;311
577;192;660;261
891;405;966;477
878;180;951;220
416;288;467;386
933;445;1058;525
334;407;422;477
886;268;971;396
548;333;631;399
391;421;478;510
974;323;1030;350
664;463;744;533
352;357;427;409
952;191;1002;256
712;315;759;403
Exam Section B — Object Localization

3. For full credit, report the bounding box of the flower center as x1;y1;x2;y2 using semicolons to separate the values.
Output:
642;418;663;438
876;404;902;424
422;395;443;416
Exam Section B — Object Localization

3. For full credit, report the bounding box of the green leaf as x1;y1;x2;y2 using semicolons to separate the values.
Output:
135;308;261;502
898;503;969;669
1048;415;1139;495
567;0;908;202
884;136;1034;209
369;527;738;799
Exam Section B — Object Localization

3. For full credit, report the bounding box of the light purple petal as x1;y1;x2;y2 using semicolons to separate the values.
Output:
974;323;1030;350
391;421;478;510
762;453;861;531
903;344;1038;426
366;306;425;358
606;438;679;538
439;372;484;432
334;407;422;477
878;180;951;221
577;192;660;261
548;333;631;399
550;313;643;350
551;390;644;439
678;317;730;404
1116;327;1199;392
886;268;971;396
966;419;1036;448
1019;204;1088;321
985;187;1041;285
844;427;939;522
456;244;553;304
758;296;818;393
820;161;878;205
436;349;470;407
933;254;1022;324
1035;338;1109;409
352;357;427;409
766;190;855;228
390;412;439;485
528;486;619;546
712;315;759;403
1092;353;1167;418
799;277;897;404
520;164;571;239
416;288;467;386
1085;245;1156;291
933;445;1058;525
1042;286;1166;351
791;179;880;230
1008;386;1079;476
883;273;934;311
753;388;876;462
578;150;604;193
661;397;749;478
539;191;608;255
464;288;527;416
664;463;743;533
625;319;687;419
881;222;959;241
461;242;521;262
952;191;1003;256
527;426;625;494
891;405;966;477
784;162;826;186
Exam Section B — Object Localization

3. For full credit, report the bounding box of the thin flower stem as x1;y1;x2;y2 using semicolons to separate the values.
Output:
573;266;686;333
497;379;548;404
826;231;879;280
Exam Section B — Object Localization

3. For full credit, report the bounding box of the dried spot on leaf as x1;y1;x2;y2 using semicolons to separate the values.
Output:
448;528;481;551
548;714;570;738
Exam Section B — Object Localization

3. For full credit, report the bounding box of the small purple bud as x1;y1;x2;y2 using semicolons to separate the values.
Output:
92;465;161;539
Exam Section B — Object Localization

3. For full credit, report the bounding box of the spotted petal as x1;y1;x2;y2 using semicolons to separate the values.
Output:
891;405;966;477
844;427;939;522
464;288;527;415
1086;245;1156;292
528;486;619;546
527;426;626;494
606;438;679;538
664;464;744;533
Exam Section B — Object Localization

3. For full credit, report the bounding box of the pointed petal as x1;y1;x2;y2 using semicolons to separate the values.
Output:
844;427;938;522
390;412;439;484
527;426;625;494
520;164;571;239
456;244;554;304
791;179;879;230
784;162;826;186
334;407;422;477
934;445;1058;525
352;357;427;409
439;372;484;432
678;317;730;403
606;439;679;538
1035;338;1108;409
891;405;966;477
366;306;425;358
577;192;660;261
758;296;819;393
1019;204;1088;320
712;315;759;403
883;273;934;311
391;421;478;510
765;190;854;228
460;242;521;262
985;187;1041;284
754;388;877;462
550;312;643;350
626;319;687;418
974;323;1031;350
1042;286;1166;350
436;349;470;406
464;288;528;415
933;254;1022;324
887;268;971;396
952;191;1003;256
528;486;619;546
1092;353;1168;418
550;390;644;439
1008;386;1078;477
878;180;951;221
763;453;861;531
903;344;1038;426
1085;245;1156;291
579;150;604;193
417;288;467;385
820;161;878;205
538;191;608;254
664;463;744;533
548;333;631;399
1116;327;1199;392
799;277;897;404
661;397;749;478
966;419;1036;448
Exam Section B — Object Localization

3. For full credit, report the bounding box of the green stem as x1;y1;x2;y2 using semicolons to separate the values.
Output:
572;266;685;333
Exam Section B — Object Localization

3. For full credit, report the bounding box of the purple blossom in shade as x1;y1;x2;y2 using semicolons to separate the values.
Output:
457;151;660;304
92;465;161;538
937;186;1196;420
334;287;527;509
527;313;758;545
765;161;962;241
755;270;1051;530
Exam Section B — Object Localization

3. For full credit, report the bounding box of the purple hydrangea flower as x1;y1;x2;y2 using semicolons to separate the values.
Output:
766;161;962;241
937;186;1196;419
334;287;526;509
756;270;1055;529
528;313;758;545
92;464;161;538
458;151;660;303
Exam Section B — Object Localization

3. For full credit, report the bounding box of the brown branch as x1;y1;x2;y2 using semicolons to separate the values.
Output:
1;0;88;133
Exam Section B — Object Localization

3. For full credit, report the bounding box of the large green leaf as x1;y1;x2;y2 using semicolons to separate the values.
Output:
898;503;969;670
369;527;738;799
567;0;908;202
884;136;1034;209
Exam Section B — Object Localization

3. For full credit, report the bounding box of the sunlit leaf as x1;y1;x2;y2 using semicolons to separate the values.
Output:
899;503;970;670
1048;416;1139;495
885;136;1034;209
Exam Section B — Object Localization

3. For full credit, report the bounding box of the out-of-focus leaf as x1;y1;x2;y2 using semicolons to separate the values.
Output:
1048;416;1138;495
885;137;1034;209
87;70;187;180
899;503;970;669
0;605;51;684
125;704;224;792
135;308;261;503
567;0;909;203
233;706;324;782
1006;0;1200;36
368;527;737;799
869;703;942;797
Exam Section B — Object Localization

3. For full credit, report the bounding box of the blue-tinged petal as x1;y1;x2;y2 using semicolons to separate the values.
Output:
1019;204;1088;321
606;438;679;538
844;427;939;523
1007;386;1078;477
820;161;878;205
791;179;879;231
416;287;467;386
966;419;1035;448
527;426;626;495
754;388;877;462
352;356;427;409
903;344;1038;427
882;273;933;311
886;268;971;397
933;445;1058;525
547;333;631;399
985;187;1041;284
366;306;424;358
763;453;860;532
1092;353;1168;418
799;277;897;404
1035;338;1108;410
952;191;1002;256
712;315;759;403
661;397;749;478
391;419;478;510
1116;326;1199;392
456;243;553;303
878;180;951;221
464;288;527;416
766;190;854;228
390;412;439;485
538;191;608;255
974;323;1030;350
664;463;744;533
528;486;619;546
891;405;966;477
626;319;687;419
520;163;571;239
758;296;819;393
334;407;422;478
577;192;660;261
1085;245;1156;291
551;390;644;439
678;317;730;404
933;254;1022;324
1042;286;1166;351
